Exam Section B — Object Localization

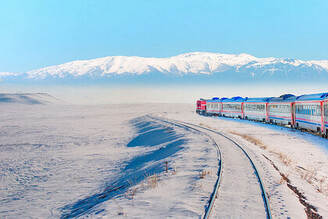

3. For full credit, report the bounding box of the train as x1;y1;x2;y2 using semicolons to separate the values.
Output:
196;92;328;138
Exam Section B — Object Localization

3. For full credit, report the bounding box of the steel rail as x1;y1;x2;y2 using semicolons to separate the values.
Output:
148;115;272;219
146;115;222;219
174;119;272;219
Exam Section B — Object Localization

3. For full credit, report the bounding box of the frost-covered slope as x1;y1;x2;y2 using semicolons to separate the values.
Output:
1;52;328;80
0;93;63;104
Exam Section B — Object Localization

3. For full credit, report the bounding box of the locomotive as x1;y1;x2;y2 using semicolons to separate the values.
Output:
196;98;207;115
196;92;328;138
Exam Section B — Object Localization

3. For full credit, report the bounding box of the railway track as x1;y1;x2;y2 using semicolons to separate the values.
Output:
148;115;272;219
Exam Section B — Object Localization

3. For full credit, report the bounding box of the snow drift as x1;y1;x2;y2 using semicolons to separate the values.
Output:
0;93;63;105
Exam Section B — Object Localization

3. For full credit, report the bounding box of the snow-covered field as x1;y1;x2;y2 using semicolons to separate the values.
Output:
1;102;327;218
0;103;219;218
163;109;328;218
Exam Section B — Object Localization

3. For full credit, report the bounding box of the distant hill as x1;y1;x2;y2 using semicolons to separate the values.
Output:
0;93;64;105
1;52;328;83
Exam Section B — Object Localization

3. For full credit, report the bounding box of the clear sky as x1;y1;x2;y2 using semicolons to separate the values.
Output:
1;0;327;73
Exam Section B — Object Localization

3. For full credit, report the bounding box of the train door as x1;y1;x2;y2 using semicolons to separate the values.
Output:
321;101;325;135
291;102;296;127
265;103;269;122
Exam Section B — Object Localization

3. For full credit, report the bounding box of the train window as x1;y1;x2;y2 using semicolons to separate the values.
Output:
224;104;241;111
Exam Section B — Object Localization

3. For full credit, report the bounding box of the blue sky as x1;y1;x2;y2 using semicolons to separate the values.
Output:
1;0;327;73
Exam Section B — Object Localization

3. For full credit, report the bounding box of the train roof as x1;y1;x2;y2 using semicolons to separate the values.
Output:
221;96;246;102
245;97;274;103
269;94;296;102
197;98;207;102
296;92;328;101
207;97;221;103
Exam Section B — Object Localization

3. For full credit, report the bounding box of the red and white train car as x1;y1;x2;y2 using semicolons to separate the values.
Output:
294;93;328;136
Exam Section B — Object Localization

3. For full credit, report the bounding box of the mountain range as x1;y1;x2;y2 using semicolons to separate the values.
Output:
1;52;328;83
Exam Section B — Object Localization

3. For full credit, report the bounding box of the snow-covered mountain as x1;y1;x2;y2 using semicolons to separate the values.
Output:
1;52;328;81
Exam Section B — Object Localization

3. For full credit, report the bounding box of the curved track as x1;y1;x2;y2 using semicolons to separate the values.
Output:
148;115;272;219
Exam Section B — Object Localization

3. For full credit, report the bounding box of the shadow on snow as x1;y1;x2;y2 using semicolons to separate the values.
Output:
60;116;186;218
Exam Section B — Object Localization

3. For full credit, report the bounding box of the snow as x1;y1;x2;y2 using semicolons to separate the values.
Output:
1;102;327;218
0;72;18;76
0;72;20;79
5;52;325;79
164;108;328;218
0;104;218;218
0;93;64;105
201;130;268;218
308;60;328;70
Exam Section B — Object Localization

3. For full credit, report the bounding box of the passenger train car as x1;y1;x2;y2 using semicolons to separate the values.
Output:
267;94;296;126
206;97;221;116
244;97;273;122
294;93;328;135
196;92;328;138
221;96;245;119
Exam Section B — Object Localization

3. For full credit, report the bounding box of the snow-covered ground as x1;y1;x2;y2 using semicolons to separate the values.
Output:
1;102;327;218
163;107;328;218
0;103;219;218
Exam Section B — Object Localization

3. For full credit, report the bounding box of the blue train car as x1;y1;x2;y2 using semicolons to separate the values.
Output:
268;94;296;126
244;97;273;122
221;96;246;118
206;97;221;116
295;92;328;135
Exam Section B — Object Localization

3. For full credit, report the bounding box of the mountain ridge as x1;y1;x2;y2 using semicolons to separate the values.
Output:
1;52;328;80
